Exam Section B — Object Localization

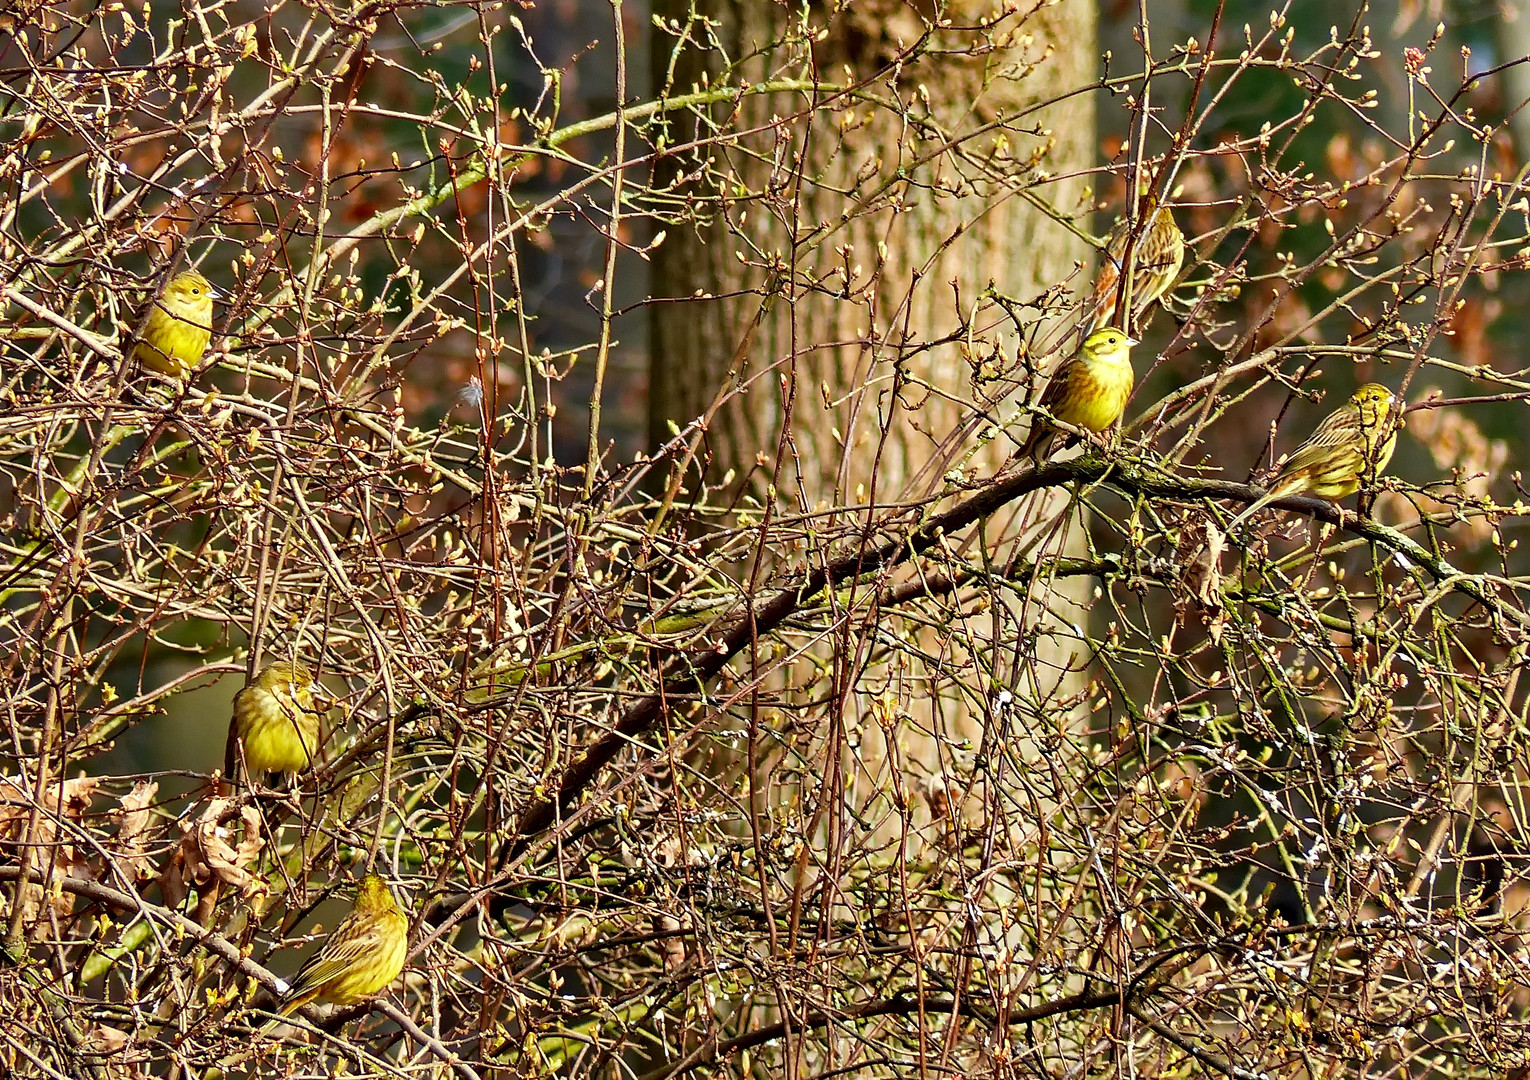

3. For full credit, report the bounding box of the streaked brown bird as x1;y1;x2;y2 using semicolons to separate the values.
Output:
1090;198;1185;331
1230;383;1400;529
276;874;409;1017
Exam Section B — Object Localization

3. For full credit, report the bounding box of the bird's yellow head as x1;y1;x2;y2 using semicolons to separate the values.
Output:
1080;328;1138;367
355;874;402;915
1350;384;1400;440
1350;383;1395;420
252;661;319;717
255;659;315;692
160;270;215;319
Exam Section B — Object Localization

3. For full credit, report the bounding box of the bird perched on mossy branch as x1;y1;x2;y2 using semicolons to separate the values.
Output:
1016;327;1138;462
276;874;409;1017
132;269;217;378
225;660;320;782
1091;198;1185;331
1230;383;1401;530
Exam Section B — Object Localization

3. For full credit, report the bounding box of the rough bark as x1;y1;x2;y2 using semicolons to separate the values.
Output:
650;0;1098;507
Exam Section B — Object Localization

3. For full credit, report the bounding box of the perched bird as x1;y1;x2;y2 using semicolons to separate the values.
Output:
1090;198;1185;331
277;874;409;1017
132;269;217;377
1016;328;1138;461
1230;383;1400;530
225;661;320;781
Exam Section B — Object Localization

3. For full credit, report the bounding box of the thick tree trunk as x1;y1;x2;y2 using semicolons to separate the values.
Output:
651;0;1097;506
1497;0;1530;157
647;0;1097;786
647;12;1097;1068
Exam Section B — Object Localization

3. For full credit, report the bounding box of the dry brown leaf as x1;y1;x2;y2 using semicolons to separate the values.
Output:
1182;516;1226;610
174;798;266;900
921;775;953;823
0;773;100;835
0;773;102;929
112;781;159;886
81;1023;151;1076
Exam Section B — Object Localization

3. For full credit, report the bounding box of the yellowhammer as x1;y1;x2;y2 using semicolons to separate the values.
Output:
224;660;320;781
132;269;217;378
277;874;409;1017
1017;327;1138;461
1231;383;1400;529
1091;198;1185;331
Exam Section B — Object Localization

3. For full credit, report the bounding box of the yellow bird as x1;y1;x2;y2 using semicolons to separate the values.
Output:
1017;328;1138;461
224;661;320;781
277;875;409;1017
1231;383;1400;529
132;269;217;377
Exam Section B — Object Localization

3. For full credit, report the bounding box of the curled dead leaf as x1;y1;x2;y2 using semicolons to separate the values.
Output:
170;798;266;907
112;781;160;886
82;1023;151;1072
1181;515;1226;611
0;774;101;930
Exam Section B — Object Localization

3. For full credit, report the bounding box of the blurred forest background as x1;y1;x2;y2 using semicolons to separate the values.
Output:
5;0;1530;1076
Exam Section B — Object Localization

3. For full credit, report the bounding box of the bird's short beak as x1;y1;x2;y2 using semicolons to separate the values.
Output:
1126;337;1141;347
208;286;224;302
